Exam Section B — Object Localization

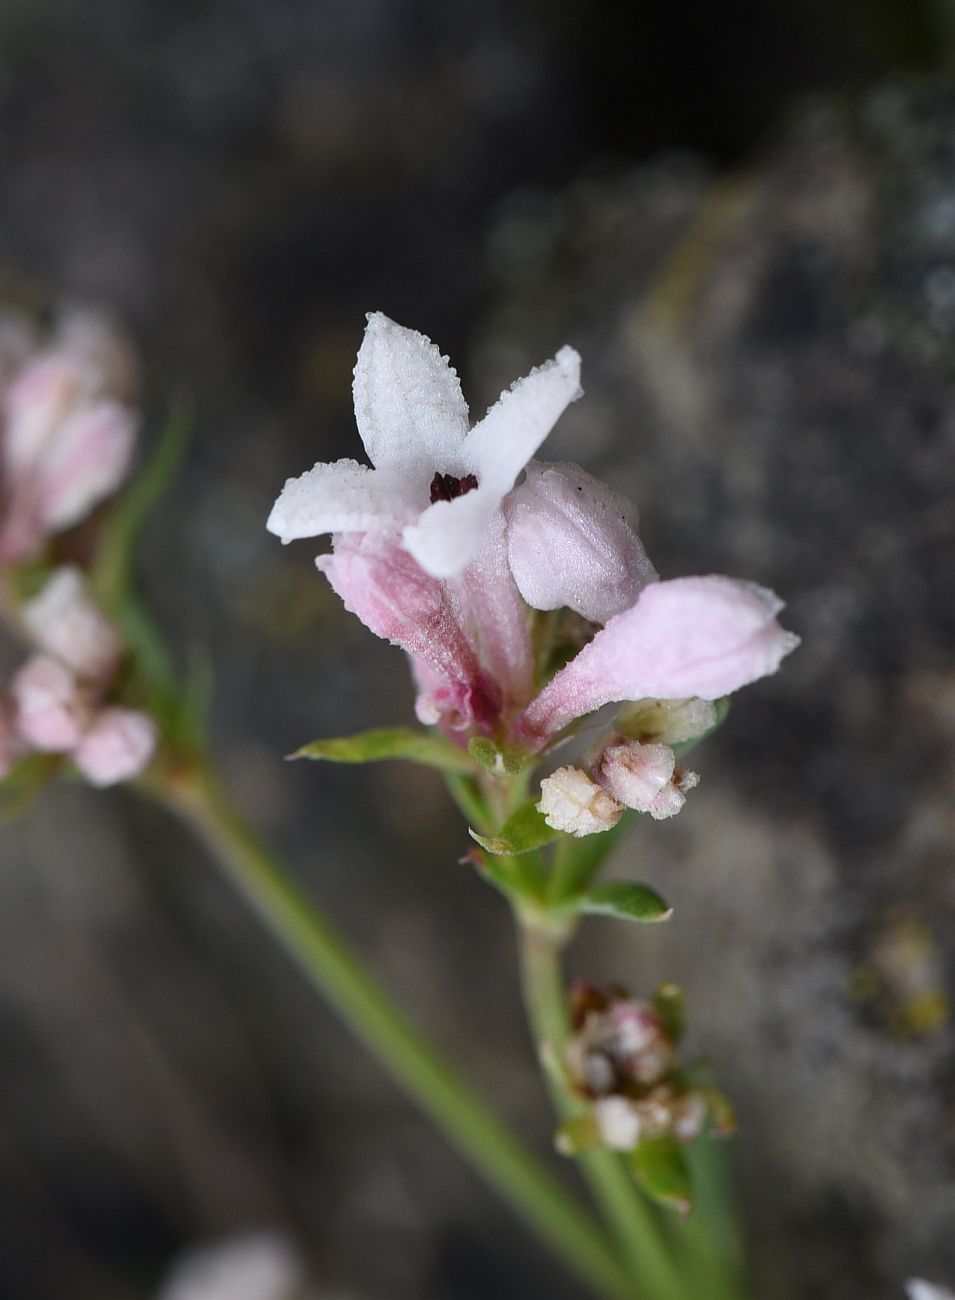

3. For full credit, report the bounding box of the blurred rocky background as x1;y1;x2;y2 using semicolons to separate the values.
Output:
1;2;954;1297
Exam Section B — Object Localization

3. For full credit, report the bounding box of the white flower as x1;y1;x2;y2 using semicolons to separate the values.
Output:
537;765;624;837
267;312;582;578
156;1232;309;1300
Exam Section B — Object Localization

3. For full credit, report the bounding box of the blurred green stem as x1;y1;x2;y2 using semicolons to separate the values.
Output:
518;916;690;1300
143;758;637;1300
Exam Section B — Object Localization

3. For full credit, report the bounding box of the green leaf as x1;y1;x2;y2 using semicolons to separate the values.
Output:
466;736;527;775
469;800;559;856
574;881;672;923
91;401;192;609
292;727;477;773
631;1136;693;1216
555;1113;602;1156
548;810;635;905
652;982;686;1041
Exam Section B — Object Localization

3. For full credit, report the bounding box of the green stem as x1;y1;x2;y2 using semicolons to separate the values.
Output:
145;761;635;1300
517;917;687;1300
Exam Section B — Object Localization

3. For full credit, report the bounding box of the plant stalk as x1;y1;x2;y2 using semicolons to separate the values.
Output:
144;760;637;1300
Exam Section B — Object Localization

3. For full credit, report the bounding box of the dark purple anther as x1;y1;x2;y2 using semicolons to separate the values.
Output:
429;471;479;504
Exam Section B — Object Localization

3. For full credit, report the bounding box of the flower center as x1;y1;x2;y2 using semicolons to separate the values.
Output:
429;471;479;504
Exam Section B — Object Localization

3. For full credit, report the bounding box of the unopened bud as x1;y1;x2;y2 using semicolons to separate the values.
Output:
594;1097;643;1150
11;654;88;751
617;696;717;745
22;567;121;682
595;740;699;821
34;399;136;533
73;707;157;787
537;765;624;837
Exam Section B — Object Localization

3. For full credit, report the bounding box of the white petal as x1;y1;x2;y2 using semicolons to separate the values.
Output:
353;312;469;476
402;486;499;578
266;458;409;544
464;346;582;495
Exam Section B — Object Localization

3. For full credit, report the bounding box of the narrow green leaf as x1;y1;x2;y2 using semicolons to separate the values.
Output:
631;1136;693;1216
575;880;672;923
92;401;192;609
548;810;635;905
293;727;477;773
555;1114;602;1156
469;800;559;856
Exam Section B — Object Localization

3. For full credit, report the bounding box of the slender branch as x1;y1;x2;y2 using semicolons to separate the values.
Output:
142;760;636;1300
517;916;688;1300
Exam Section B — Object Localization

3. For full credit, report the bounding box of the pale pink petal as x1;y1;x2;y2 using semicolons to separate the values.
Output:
3;352;90;474
74;707;157;786
463;346;581;495
266;457;412;544
596;741;675;809
35;399;136;531
352;313;469;478
22;566;121;682
11;654;88;751
520;576;800;743
402;485;500;578
319;534;500;731
457;509;534;708
504;461;657;624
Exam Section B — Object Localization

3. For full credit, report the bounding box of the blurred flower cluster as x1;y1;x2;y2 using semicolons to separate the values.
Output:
555;982;733;1175
0;308;156;787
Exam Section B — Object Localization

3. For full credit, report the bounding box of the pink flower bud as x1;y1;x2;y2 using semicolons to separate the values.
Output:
537;765;624;837
504;461;657;624
2;352;90;474
34;399;136;533
22;566;121;682
73;708;157;787
11;654;88;751
594;739;699;821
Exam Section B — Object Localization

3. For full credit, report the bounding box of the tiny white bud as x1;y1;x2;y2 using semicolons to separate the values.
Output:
22;566;121;682
74;708;157;787
594;1096;642;1150
537;765;624;837
11;654;88;751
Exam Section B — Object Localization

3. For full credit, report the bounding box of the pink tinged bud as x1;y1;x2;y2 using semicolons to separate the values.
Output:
537;765;624;837
11;654;88;751
595;740;699;821
318;533;501;732
73;707;157;787
21;566;121;682
34;399;136;532
504;461;657;624
521;576;800;743
2;353;89;474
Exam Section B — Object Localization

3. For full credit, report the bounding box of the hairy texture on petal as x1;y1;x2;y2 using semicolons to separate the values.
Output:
11;654;88;751
520;576;800;744
402;485;499;578
319;534;500;732
22;566;121;682
537;765;624;837
266;458;412;544
35;399;136;532
464;346;582;496
353;312;469;478
504;460;657;623
74;707;157;787
457;509;534;708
